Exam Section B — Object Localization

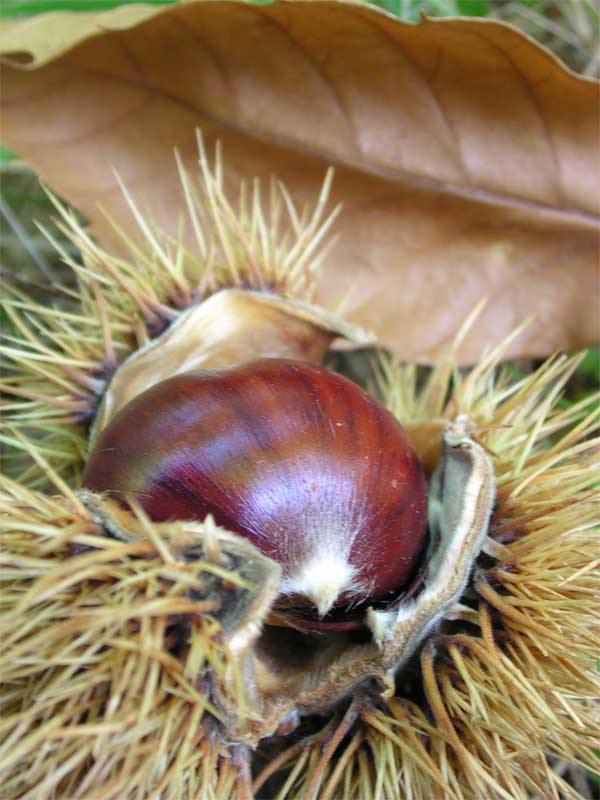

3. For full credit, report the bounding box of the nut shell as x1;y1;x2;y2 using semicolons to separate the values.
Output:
83;359;427;622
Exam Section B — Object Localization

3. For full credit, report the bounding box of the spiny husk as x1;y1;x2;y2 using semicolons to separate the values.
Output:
0;472;281;800
0;136;345;489
1;341;598;799
1;144;598;797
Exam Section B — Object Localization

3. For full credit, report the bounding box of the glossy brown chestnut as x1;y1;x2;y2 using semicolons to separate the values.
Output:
83;359;427;626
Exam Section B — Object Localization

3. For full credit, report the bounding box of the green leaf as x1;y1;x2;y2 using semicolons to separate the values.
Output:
427;0;459;15
578;347;600;379
371;0;417;21
590;748;600;785
0;145;17;161
0;0;175;18
457;0;489;16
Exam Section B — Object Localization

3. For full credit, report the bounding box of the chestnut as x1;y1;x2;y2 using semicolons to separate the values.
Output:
83;359;427;626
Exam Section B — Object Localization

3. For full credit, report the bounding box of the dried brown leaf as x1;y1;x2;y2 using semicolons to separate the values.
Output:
1;1;598;362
